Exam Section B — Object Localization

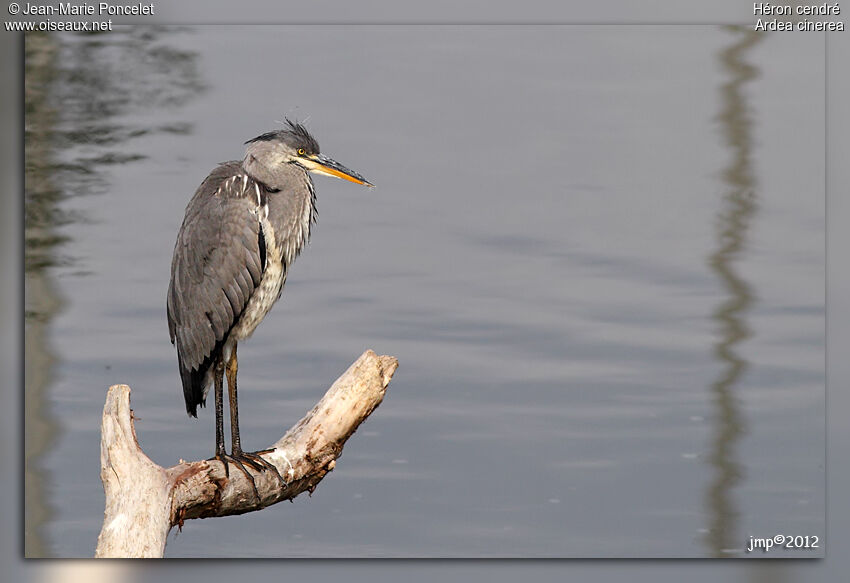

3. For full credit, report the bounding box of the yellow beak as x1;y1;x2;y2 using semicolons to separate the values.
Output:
301;153;373;187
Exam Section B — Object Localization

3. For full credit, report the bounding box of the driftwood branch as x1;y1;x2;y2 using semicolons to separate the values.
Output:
95;350;398;558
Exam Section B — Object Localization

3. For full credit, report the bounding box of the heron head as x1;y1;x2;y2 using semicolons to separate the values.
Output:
244;120;373;187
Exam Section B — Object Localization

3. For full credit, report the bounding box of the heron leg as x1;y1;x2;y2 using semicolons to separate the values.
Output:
213;357;227;471
225;346;287;487
226;344;242;455
207;352;262;499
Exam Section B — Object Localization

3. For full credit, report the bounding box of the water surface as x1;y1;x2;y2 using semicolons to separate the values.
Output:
25;25;824;557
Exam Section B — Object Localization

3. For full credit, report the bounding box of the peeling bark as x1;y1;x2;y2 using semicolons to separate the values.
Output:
95;350;398;558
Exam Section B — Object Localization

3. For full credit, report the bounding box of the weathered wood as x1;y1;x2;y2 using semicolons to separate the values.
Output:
95;350;398;558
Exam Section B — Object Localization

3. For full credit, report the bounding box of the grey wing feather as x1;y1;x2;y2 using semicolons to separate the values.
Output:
167;189;263;374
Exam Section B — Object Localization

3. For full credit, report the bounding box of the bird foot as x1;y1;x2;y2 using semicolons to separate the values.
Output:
210;448;288;500
235;448;288;487
210;452;262;500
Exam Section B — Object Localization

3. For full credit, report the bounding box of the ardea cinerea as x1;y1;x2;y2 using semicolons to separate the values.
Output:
167;120;372;493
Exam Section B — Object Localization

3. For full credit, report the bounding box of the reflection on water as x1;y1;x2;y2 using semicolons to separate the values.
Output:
24;27;204;557
24;26;823;558
24;31;62;558
704;26;762;557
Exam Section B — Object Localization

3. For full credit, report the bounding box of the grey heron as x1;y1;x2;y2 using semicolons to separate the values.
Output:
167;120;372;493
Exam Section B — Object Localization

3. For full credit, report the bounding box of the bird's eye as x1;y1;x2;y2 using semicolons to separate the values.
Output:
297;148;306;156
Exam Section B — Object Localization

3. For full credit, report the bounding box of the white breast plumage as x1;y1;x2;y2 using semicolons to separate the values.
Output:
228;201;284;342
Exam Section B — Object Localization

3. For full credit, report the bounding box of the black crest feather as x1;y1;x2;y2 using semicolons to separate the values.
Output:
245;118;320;154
